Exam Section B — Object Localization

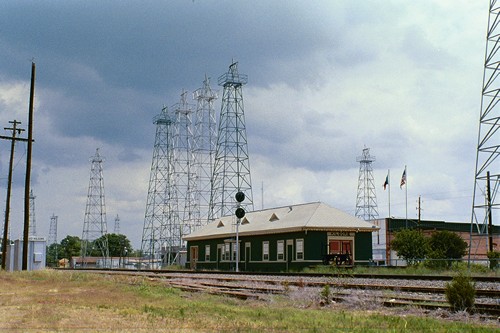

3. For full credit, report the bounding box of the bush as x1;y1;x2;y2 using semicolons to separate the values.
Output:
391;229;428;266
487;251;500;270
427;231;468;268
320;284;331;305
445;272;476;312
450;261;490;274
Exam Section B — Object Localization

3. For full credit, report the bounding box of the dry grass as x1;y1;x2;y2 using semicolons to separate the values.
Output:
0;269;497;332
0;270;185;332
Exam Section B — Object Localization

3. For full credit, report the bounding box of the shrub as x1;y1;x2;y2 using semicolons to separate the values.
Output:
445;272;476;312
427;231;468;268
391;229;428;266
320;284;331;305
451;261;490;274
486;251;500;270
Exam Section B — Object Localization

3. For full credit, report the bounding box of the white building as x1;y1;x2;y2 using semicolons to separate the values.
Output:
6;237;46;271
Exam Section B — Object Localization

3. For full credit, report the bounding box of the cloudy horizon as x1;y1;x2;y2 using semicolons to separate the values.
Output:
0;1;490;249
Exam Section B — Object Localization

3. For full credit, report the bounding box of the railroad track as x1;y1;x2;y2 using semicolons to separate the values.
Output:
66;267;500;282
62;268;500;317
79;268;499;296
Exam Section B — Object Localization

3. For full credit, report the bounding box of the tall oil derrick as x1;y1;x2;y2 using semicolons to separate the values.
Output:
81;148;109;265
355;147;379;221
209;62;254;220
171;91;196;248
48;214;58;245
193;76;218;227
28;189;37;236
470;1;500;255
140;107;176;267
48;214;58;263
113;214;120;234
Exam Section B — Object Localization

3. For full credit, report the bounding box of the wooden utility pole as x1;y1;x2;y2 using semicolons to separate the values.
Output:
22;62;35;271
0;121;26;269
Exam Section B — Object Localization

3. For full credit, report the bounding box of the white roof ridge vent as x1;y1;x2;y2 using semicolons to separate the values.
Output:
217;221;224;228
269;213;279;222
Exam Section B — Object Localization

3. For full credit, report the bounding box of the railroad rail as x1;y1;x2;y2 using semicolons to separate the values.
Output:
64;267;500;282
60;268;500;318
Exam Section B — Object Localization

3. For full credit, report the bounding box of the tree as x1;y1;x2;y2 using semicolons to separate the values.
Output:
93;233;132;257
391;228;428;265
427;230;468;268
59;235;81;261
46;243;60;267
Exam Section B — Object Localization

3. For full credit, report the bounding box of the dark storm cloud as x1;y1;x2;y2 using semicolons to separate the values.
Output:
1;1;344;90
0;1;355;162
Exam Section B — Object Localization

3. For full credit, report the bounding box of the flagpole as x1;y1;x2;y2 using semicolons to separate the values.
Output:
388;169;391;218
405;165;408;228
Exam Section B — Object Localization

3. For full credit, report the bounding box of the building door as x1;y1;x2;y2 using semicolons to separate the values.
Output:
328;239;353;265
286;239;293;271
217;245;221;270
329;240;341;254
342;240;352;264
342;241;352;256
245;243;251;271
190;246;198;270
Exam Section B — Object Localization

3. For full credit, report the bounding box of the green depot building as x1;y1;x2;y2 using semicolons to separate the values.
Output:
184;202;379;272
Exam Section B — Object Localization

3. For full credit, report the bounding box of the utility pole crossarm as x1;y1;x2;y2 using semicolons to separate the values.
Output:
1;120;26;270
0;136;30;142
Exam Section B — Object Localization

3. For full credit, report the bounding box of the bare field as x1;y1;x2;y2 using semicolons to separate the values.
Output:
0;270;497;332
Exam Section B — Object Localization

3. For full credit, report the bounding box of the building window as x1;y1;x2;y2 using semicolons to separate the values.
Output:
262;241;269;261
220;244;225;261
205;245;210;261
224;243;230;261
232;242;238;261
277;240;284;261
296;239;304;260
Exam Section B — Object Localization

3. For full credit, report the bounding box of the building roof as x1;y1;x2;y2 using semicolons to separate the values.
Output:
380;217;500;234
184;202;379;241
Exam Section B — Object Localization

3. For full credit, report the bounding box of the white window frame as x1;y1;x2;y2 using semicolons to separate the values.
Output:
205;245;210;261
296;239;304;260
277;240;284;261
219;244;225;261
224;243;230;261
262;241;269;261
232;242;238;261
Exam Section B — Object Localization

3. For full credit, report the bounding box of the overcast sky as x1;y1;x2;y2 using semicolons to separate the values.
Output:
0;1;489;249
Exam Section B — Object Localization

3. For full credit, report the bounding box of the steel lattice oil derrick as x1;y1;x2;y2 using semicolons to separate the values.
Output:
193;76;218;227
28;189;37;236
140;107;176;267
355;147;379;222
48;214;58;264
48;214;58;245
171;91;197;253
210;62;254;220
81;148;109;265
470;1;500;255
113;214;120;234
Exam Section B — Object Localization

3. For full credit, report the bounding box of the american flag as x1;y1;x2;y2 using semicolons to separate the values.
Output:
400;168;406;188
